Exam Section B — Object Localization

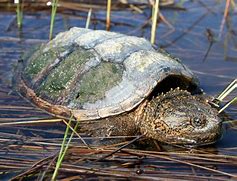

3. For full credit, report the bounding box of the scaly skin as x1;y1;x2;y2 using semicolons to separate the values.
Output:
80;88;222;146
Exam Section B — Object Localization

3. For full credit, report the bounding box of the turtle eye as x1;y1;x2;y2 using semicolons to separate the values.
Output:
191;116;207;128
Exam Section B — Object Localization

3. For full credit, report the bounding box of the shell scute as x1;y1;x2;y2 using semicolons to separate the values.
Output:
45;27;91;50
94;36;153;63
75;30;121;49
98;105;123;118
73;62;123;106
24;45;71;86
72;109;100;120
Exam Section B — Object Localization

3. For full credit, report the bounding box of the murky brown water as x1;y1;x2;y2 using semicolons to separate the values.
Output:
0;0;237;180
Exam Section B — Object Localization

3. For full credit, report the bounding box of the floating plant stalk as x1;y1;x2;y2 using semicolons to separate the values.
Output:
151;0;160;44
49;0;59;40
106;0;111;31
216;79;237;102
219;96;237;113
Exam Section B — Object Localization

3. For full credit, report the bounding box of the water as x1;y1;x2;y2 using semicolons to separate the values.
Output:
0;0;236;180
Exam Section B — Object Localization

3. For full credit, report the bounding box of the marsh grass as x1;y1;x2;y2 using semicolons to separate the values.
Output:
85;8;92;29
15;0;23;29
49;0;59;40
219;96;237;114
2;121;237;180
151;0;159;44
106;0;111;31
214;79;237;113
51;116;80;180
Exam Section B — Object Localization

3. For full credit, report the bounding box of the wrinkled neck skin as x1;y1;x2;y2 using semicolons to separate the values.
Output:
138;88;223;146
79;110;140;144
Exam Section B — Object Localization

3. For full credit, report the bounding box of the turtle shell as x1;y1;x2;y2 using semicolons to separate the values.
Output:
17;27;199;120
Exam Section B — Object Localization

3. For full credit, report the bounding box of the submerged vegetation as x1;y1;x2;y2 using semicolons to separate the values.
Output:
0;0;236;180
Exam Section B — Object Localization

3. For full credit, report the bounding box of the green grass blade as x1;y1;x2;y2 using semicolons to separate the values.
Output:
106;0;111;31
51;116;72;180
57;121;80;165
51;115;80;180
85;8;92;29
49;0;59;40
15;0;23;29
150;0;160;44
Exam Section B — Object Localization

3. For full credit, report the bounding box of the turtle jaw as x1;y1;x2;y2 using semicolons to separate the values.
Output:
189;120;223;146
148;123;222;147
165;126;223;147
179;116;223;146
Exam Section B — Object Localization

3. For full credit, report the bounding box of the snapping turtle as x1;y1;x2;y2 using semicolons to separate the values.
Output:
16;27;222;146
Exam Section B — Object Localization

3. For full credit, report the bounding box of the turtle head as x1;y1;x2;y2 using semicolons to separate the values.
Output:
141;88;222;146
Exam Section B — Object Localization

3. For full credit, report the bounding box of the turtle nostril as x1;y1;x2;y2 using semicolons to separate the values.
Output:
191;117;207;128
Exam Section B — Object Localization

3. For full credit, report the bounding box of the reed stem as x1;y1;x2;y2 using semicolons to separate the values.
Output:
151;0;160;44
15;0;23;29
106;0;111;31
51;116;80;180
49;0;59;40
86;8;92;29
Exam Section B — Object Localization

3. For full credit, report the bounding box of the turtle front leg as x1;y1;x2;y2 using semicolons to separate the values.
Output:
79;113;140;145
